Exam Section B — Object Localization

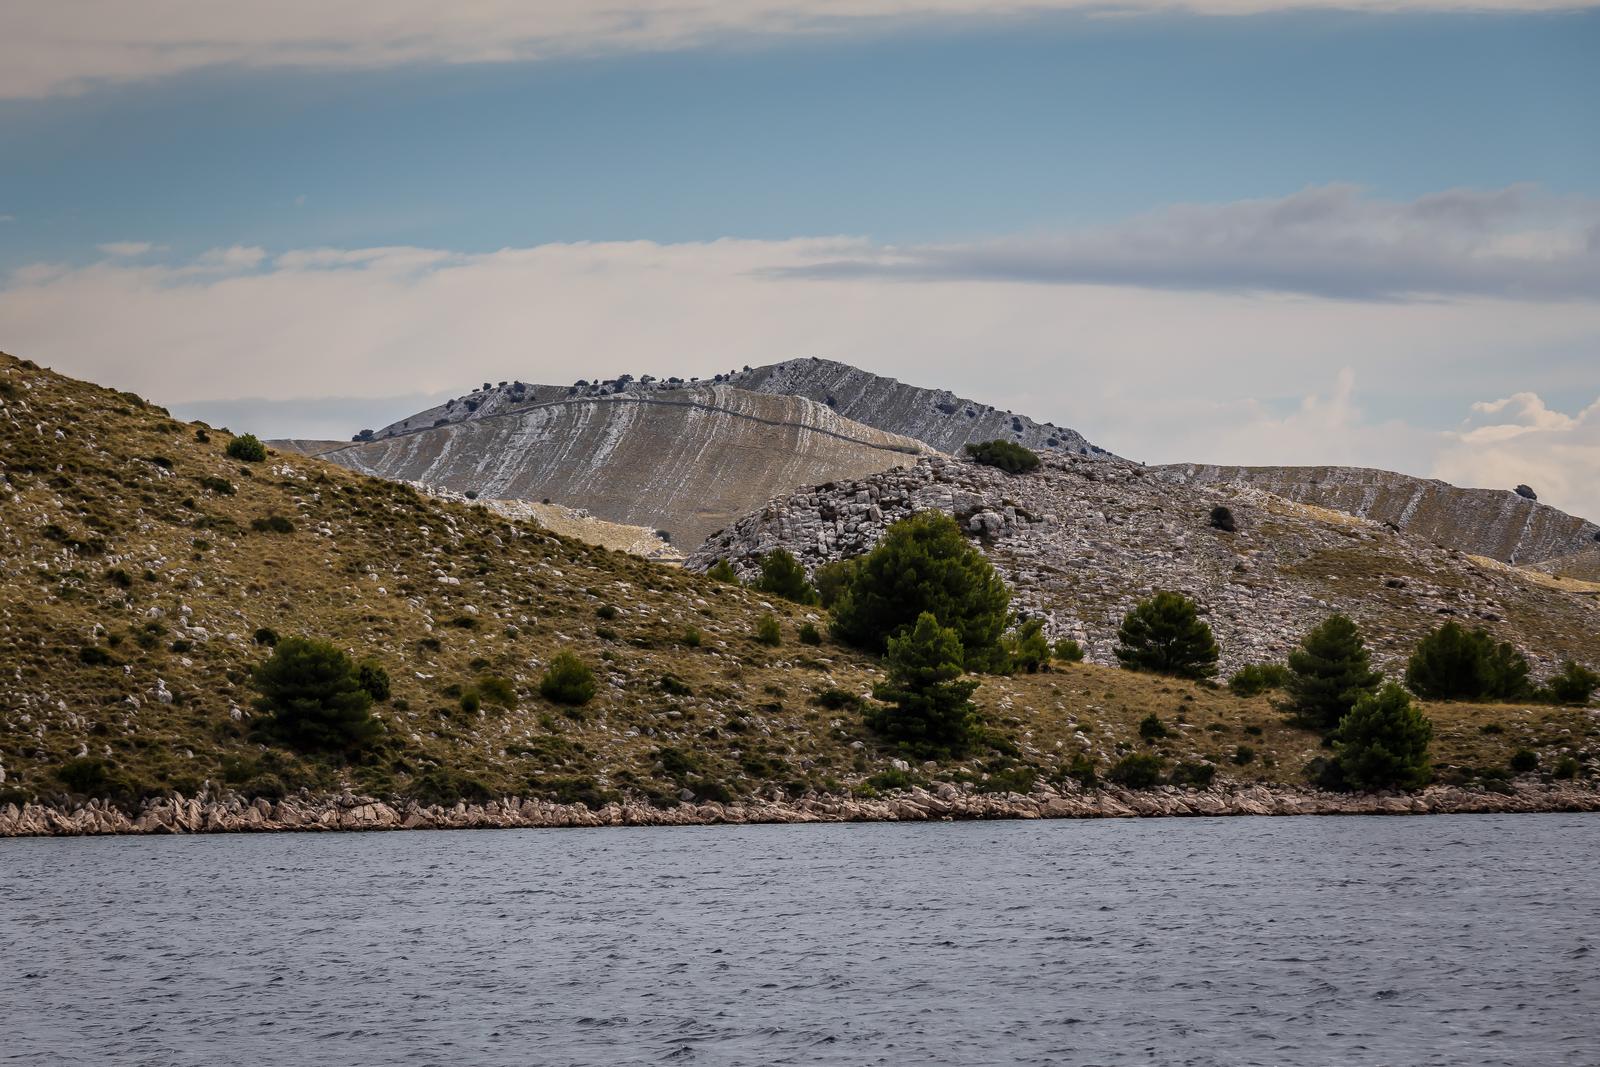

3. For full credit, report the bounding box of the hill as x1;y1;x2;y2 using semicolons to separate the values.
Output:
1;352;1594;829
691;453;1600;677
282;385;932;547
1156;464;1599;575
726;357;1111;457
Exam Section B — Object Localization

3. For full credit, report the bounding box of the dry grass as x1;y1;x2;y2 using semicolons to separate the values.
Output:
1;352;1594;811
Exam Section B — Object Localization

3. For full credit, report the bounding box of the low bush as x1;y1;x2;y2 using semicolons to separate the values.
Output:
1509;748;1538;774
356;661;391;702
595;604;618;621
1232;744;1257;765
1536;661;1599;706
812;558;859;610
659;673;693;697
252;627;279;647
798;622;823;645
705;560;739;583
1228;663;1291;697
197;475;235;495
1138;713;1169;741
476;675;517;708
1208;505;1237;532
225;434;267;462
1003;618;1051;673
1170;761;1216;788
459;691;482;714
753;549;819;605
1107;753;1164;788
755;614;782;646
1552;756;1580;780
680;627;702;648
251;515;295;534
1053;638;1085;663
540;652;597;706
964;439;1041;474
813;687;863;711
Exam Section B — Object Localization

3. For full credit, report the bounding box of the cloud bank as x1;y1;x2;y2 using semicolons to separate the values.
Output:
2;188;1597;519
2;0;1594;98
786;185;1600;301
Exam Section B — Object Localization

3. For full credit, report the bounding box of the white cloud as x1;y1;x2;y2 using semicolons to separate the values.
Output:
96;241;157;257
0;0;1591;98
2;229;1597;520
785;184;1600;301
1435;393;1600;517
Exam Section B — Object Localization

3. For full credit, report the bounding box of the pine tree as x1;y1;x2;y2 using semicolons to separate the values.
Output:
1004;618;1051;673
752;549;819;605
251;637;378;753
704;559;739;584
868;612;980;754
1284;614;1383;729
830;511;1010;671
1405;622;1531;702
1539;661;1600;706
1332;682;1434;791
1114;591;1219;679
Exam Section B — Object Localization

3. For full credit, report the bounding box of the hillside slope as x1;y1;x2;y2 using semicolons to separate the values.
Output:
1158;464;1599;573
288;385;932;547
727;357;1111;457
691;454;1600;677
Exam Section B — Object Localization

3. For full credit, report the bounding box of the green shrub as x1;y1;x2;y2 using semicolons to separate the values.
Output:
659;673;693;697
1228;663;1292;697
1509;748;1538;774
252;627;279;647
964;439;1040;474
249;637;379;753
1405;622;1531;702
863;767;919;793
476;675;517;708
56;757;111;794
460;690;482;714
1003;618;1051;673
1107;752;1165;788
1138;713;1169;741
814;687;863;711
1208;505;1237;532
225;434;267;462
409;768;493;806
812;558;859;610
1331;682;1433;791
595;604;619;621
705;559;739;583
1053;638;1085;663
1232;744;1256;765
830;511;1010;672
680;627;703;648
755;614;782;646
656;746;700;780
251;515;295;534
78;645;116;666
798;622;823;645
197;475;235;495
1170;761;1216;788
1552;755;1580;780
1067;753;1097;785
540;652;597;706
1284;615;1383;729
867;612;980;755
1537;661;1599;706
753;549;819;605
105;567;134;588
356;661;391;702
1114;591;1219;679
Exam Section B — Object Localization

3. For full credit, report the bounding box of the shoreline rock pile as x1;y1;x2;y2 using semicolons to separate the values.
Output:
4;781;1597;837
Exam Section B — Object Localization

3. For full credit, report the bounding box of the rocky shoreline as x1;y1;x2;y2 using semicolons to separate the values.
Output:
3;781;1598;837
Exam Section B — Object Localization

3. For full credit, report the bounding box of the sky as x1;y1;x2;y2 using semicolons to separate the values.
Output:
1;2;1597;518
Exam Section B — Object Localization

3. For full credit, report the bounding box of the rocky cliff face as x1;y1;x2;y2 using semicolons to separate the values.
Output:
727;357;1111;457
689;454;1600;675
299;385;932;547
1157;464;1600;573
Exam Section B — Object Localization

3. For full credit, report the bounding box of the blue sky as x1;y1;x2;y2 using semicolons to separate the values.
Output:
3;11;1596;265
1;3;1597;516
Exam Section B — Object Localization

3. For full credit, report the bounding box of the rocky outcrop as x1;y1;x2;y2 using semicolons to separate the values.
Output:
1158;463;1599;572
5;781;1597;836
298;385;932;546
727;357;1112;457
689;453;1600;674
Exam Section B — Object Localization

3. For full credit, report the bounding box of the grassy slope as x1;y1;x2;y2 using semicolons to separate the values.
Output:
1;352;1594;812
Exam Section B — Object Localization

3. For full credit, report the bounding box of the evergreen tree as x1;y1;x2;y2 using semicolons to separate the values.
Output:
1004;618;1051;673
540;652;597;706
1284;614;1383;729
1114;591;1219;679
1405;622;1531;702
1539;660;1600;706
964;439;1041;474
830;511;1010;671
251;637;378;753
704;559;739;584
752;549;819;605
1332;682;1434;791
812;558;860;610
868;612;980;754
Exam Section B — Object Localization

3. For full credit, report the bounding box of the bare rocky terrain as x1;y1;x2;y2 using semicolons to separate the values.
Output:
726;357;1112;457
690;453;1600;676
285;385;932;547
1160;463;1600;575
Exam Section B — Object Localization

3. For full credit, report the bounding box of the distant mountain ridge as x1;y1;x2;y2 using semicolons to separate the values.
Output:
289;384;931;547
1157;464;1599;573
